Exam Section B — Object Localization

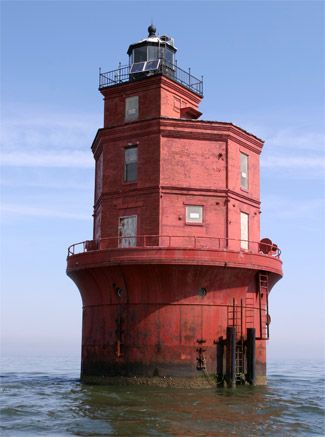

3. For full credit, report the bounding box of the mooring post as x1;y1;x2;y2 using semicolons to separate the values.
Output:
246;327;256;385
226;326;236;388
216;336;224;386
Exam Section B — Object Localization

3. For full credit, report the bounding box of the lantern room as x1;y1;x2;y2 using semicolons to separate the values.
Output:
127;24;176;74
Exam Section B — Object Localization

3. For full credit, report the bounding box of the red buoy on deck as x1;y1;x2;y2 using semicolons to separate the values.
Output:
66;26;283;386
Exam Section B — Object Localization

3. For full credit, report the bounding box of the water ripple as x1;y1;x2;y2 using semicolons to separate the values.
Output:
0;357;324;436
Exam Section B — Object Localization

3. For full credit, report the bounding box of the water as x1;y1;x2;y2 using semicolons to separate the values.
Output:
0;356;324;436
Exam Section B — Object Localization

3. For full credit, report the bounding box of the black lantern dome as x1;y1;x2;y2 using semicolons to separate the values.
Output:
127;25;177;70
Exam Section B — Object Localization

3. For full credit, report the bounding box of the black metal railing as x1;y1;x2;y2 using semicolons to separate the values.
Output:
99;60;203;96
99;64;130;88
68;235;281;258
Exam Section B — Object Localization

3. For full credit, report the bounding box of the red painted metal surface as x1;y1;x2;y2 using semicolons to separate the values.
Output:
68;235;281;257
67;36;283;384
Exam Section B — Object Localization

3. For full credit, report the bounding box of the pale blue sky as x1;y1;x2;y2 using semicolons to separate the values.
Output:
1;0;324;360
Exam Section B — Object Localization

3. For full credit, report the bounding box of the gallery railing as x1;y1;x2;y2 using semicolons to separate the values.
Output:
68;235;281;258
99;60;203;96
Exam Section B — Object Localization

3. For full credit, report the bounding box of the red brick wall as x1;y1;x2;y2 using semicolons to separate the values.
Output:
227;138;260;201
93;130;161;242
227;138;261;247
102;80;161;128
227;201;260;250
100;192;160;242
95;78;263;249
161;137;226;188
160;194;227;245
160;77;201;119
101;75;202;128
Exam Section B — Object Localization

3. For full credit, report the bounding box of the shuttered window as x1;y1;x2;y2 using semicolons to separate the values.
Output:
240;212;249;250
125;96;139;122
119;215;137;248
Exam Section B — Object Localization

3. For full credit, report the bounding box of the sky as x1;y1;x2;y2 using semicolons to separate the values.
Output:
1;0;324;362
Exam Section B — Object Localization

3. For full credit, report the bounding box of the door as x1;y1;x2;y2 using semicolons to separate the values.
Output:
240;212;249;250
119;215;137;248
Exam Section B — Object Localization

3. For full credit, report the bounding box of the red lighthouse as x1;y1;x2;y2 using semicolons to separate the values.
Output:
67;26;282;386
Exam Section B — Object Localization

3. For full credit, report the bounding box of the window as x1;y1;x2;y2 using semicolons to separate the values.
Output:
148;45;158;60
124;146;137;182
158;46;174;65
240;212;249;250
119;215;137;248
240;152;248;190
125;96;139;122
133;46;147;62
186;205;203;224
165;48;174;65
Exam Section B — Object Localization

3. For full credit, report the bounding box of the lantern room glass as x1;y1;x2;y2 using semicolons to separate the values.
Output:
130;44;174;65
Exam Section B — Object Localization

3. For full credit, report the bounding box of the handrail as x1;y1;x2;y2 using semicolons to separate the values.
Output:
67;235;281;259
99;60;203;96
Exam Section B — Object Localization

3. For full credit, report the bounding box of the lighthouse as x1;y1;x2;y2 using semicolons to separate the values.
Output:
67;26;283;386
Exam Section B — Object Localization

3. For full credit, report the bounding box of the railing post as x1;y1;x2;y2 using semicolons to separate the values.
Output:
118;62;121;82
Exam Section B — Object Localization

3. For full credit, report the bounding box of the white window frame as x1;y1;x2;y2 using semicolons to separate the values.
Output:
185;205;203;224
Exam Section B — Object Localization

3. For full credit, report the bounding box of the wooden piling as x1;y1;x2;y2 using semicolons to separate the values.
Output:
216;336;224;386
226;326;236;388
246;327;256;385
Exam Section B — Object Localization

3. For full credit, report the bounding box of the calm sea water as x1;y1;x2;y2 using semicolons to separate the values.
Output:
0;355;324;436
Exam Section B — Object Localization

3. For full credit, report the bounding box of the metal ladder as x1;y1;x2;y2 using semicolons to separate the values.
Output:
227;298;243;337
257;272;269;340
227;299;245;381
235;340;245;383
245;295;255;329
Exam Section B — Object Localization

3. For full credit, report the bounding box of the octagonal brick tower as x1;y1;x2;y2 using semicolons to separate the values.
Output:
67;26;283;386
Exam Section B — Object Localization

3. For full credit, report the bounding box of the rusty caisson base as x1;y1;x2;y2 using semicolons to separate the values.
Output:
80;374;267;388
67;249;281;387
